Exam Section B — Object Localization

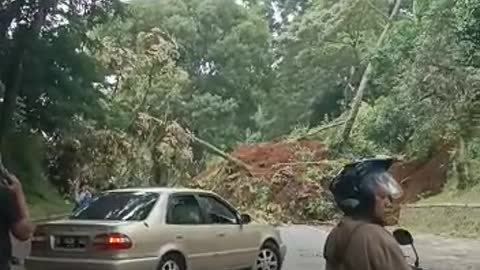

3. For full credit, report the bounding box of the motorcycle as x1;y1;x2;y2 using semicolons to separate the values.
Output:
393;228;424;270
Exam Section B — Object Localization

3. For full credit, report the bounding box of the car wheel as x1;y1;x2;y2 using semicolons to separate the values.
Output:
255;241;282;270
158;253;185;270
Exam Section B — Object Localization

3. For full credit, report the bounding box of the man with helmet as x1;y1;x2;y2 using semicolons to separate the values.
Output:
323;157;411;270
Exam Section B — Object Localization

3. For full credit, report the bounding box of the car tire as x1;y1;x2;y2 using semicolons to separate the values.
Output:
158;252;186;270
254;241;282;270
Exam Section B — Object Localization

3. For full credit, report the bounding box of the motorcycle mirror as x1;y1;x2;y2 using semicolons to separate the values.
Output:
393;228;414;245
393;228;420;268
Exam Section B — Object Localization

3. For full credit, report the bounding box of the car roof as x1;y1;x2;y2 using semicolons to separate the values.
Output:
107;187;215;195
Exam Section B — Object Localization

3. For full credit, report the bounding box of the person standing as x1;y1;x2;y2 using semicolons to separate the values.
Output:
0;171;34;270
72;181;93;212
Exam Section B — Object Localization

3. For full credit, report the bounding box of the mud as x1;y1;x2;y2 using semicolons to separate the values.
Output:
231;141;328;178
391;146;450;203
195;140;450;225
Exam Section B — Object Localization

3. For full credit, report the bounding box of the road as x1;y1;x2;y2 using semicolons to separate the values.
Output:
12;225;480;270
279;225;480;270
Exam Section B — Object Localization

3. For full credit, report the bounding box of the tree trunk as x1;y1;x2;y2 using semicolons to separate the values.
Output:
297;120;346;140
338;0;403;145
456;136;470;190
189;134;252;174
144;114;253;173
152;161;170;187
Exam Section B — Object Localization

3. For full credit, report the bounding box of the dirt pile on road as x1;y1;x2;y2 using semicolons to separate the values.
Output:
192;141;342;224
232;141;329;178
192;141;449;225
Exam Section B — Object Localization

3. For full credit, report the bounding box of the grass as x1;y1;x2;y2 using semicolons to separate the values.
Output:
399;179;480;239
27;193;72;221
399;206;480;239
418;184;480;204
24;181;73;220
0;132;73;220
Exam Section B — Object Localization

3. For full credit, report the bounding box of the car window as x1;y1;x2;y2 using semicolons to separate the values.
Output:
70;191;159;221
198;195;238;224
167;195;204;225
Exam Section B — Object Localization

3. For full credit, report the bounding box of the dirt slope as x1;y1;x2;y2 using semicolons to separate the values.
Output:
391;149;450;203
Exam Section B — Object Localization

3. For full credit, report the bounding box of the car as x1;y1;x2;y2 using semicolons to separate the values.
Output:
25;187;287;270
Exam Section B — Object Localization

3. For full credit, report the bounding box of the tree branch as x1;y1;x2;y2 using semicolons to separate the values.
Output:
298;120;346;140
140;114;253;174
189;135;253;174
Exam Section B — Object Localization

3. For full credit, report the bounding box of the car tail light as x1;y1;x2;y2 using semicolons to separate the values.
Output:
32;231;47;243
93;233;132;250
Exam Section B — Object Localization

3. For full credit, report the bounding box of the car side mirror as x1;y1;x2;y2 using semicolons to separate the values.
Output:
393;228;414;245
240;214;251;224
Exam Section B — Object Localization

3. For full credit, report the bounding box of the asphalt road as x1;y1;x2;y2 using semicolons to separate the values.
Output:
278;225;480;270
12;225;480;270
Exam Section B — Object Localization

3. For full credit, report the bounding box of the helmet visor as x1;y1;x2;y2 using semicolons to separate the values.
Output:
371;172;404;200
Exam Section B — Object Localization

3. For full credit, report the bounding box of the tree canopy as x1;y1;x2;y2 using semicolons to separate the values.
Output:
1;0;480;192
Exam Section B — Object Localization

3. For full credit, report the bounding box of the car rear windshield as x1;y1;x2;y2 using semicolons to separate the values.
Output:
70;191;159;221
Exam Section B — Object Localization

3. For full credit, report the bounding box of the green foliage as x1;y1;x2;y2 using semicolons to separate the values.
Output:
304;197;336;221
0;132;70;218
2;133;46;191
258;0;396;137
3;0;480;218
48;118;196;191
124;0;275;146
359;95;420;154
346;0;479;161
0;0;124;135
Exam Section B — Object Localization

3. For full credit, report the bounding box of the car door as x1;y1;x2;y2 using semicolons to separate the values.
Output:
197;194;260;270
165;193;220;270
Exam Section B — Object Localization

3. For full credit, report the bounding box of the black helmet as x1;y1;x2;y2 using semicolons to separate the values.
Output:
329;157;403;216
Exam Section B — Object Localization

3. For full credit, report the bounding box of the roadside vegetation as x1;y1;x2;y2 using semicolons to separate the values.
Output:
1;0;480;236
397;141;480;238
399;173;480;239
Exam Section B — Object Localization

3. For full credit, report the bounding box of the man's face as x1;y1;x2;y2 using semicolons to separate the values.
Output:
373;187;393;223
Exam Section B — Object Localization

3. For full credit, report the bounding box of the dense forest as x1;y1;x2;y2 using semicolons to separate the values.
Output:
1;0;480;206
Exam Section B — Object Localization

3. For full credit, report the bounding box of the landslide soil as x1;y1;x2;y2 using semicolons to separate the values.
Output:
192;140;449;225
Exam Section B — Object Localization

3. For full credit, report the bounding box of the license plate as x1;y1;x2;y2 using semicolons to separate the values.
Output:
55;236;88;249
64;237;74;245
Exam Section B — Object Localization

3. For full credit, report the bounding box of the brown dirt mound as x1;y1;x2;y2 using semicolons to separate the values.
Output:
193;140;450;225
386;147;450;224
391;149;450;203
232;141;329;178
192;141;338;224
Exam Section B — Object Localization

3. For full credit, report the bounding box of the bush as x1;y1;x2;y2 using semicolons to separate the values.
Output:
1;132;69;217
304;197;337;221
2;132;47;195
